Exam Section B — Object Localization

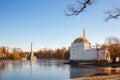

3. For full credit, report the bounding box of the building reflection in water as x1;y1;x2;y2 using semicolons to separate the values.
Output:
70;64;120;79
70;65;103;78
29;60;36;76
29;60;39;77
30;61;32;76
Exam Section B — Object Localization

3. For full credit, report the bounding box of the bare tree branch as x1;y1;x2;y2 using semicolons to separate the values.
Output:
105;8;120;22
66;0;93;16
66;0;120;21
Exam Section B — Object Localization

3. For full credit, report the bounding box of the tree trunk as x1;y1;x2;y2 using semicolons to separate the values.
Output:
112;57;116;63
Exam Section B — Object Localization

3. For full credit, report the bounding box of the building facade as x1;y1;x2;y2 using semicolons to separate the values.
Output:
70;29;110;61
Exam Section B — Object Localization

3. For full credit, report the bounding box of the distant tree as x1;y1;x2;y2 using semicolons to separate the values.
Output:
100;44;109;50
60;47;67;59
34;50;42;59
101;36;120;63
9;53;20;60
0;47;9;59
34;47;70;59
19;52;27;58
54;48;62;59
12;48;22;54
64;47;70;60
9;48;22;60
66;0;120;21
47;49;54;58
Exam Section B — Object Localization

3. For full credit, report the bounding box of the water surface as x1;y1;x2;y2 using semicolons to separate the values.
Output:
0;60;120;80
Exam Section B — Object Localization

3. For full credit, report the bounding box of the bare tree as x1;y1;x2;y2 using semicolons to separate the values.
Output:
101;36;120;63
105;8;120;22
66;0;93;16
66;0;120;21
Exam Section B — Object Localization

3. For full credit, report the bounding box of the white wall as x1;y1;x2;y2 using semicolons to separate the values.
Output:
70;42;107;61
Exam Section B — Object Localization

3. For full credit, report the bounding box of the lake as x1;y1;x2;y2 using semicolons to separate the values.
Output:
0;60;120;80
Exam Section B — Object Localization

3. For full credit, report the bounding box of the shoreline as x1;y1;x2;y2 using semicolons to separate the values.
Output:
65;60;120;67
70;74;120;80
68;61;120;80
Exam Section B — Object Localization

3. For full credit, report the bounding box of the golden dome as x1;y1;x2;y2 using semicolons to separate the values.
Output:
73;37;89;43
73;28;89;43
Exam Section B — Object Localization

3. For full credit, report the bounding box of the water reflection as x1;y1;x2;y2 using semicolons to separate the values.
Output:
29;60;38;76
0;60;8;79
70;64;120;78
102;67;120;74
0;60;8;69
70;65;104;78
30;61;33;76
37;59;68;69
0;60;120;80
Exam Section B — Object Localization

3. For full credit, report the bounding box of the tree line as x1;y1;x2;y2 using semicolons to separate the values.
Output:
0;47;70;60
1;36;120;63
0;47;28;60
34;47;70;59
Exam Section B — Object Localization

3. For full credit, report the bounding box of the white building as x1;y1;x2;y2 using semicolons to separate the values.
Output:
70;29;110;61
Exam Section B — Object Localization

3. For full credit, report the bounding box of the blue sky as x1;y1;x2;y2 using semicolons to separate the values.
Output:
0;0;120;51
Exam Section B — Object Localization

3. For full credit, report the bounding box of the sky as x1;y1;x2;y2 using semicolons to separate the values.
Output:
0;0;120;51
